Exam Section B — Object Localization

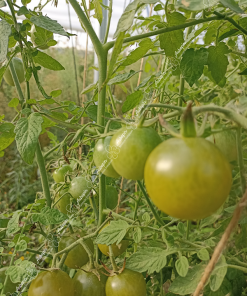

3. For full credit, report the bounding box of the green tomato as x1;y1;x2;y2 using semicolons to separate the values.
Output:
106;185;118;210
68;176;91;200
4;57;25;86
105;269;146;296
0;267;18;294
55;187;72;215
28;269;74;296
93;137;120;178
31;25;54;50
110;127;161;180
69;160;78;170
58;234;94;269
206;130;237;163
73;265;107;296
144;137;232;220
53;165;73;183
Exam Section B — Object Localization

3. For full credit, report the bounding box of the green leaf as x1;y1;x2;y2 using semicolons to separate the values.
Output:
0;66;7;84
39;98;56;105
210;255;227;292
14;113;43;165
126;247;171;274
177;222;185;235
175;256;189;277
8;97;19;108
96;220;129;245
17;6;30;16
219;0;243;13
33;51;65;71
0;1;6;8
16;240;27;251
122;90;143;113
31;26;53;47
6;211;22;236
30;15;69;37
6;260;37;283
0;122;15;151
93;0;103;24
169;263;206;295
0;20;11;63
31;207;67;225
50;89;62;97
108;70;140;85
177;0;218;11
239;68;247;75
197;248;210;261
180;48;208;87
207;42;230;84
81;83;97;94
122;38;154;67
204;278;232;296
133;227;142;243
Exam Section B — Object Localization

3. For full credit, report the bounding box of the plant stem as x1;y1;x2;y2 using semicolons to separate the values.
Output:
186;220;191;240
236;127;246;195
36;143;52;208
109;245;118;272
104;0;113;44
137;181;164;226
8;60;25;103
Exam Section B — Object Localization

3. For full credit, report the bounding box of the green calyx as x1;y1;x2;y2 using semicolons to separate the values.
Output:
180;101;197;138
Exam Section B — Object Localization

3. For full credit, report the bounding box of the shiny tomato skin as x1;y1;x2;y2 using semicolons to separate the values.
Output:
110;127;161;180
55;187;71;215
28;269;74;296
144;137;232;220
105;269;146;296
106;185;118;210
73;265;107;296
207;130;237;163
53;165;73;183
93;136;120;178
4;57;25;86
0;267;18;294
68;176;91;200
31;25;54;50
58;234;94;269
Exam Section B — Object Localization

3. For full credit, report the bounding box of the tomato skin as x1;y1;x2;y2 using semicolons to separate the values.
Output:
207;130;237;163
105;269;146;296
68;176;91;200
28;269;74;296
73;265;107;296
106;185;118;210
144;137;232;220
55;188;71;215
58;234;94;269
4;57;25;86
0;267;18;294
31;25;54;50
53;165;73;183
110;127;161;180
93;137;120;178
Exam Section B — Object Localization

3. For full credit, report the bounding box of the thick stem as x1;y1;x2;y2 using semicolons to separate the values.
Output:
36;143;52;208
8;60;25;103
236;127;246;195
98;174;106;226
109;245;118;272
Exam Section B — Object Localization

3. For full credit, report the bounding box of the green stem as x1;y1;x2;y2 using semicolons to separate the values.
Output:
108;86;117;116
109;245;118;272
160;269;164;296
98;174;106;226
103;209;135;223
36;143;52;208
236;127;246;195
134;195;142;220
227;264;247;273
8;59;25;103
57;252;68;269
80;240;94;269
103;0;113;44
137;181;164;226
186;220;191;240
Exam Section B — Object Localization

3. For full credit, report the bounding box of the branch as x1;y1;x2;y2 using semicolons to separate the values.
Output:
193;188;247;296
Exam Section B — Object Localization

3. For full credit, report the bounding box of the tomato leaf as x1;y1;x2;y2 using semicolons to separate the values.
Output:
219;0;243;13
14;113;43;165
31;207;67;226
180;48;208;87
0;122;15;152
197;248;210;261
6;211;22;236
177;0;217;11
175;256;189;277
92;0;103;24
0;19;11;63
96;220;130;245
108;70;140;85
122;90;143;113
0;1;6;8
210;255;227;291
6;260;37;283
133;227;142;243
33;51;65;71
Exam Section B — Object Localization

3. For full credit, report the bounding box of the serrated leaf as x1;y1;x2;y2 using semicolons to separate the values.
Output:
133;227;142;243
126;247;171;273
30;15;69;37
208;42;230;84
93;0;103;24
177;0;218;11
108;70;140;85
169;263;206;295
197;248;210;261
0;122;15;151
39;98;56;105
6;211;22;236
220;0;243;13
32;25;53;47
122;90;143;113
0;20;11;63
210;255;227;291
14;113;43;165
96;220;129;245
31;207;67;225
33;51;64;71
175;256;189;277
6;260;37;283
180;48;208;87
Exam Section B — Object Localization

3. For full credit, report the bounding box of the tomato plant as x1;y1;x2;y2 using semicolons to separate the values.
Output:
0;267;18;294
30;25;54;50
3;57;25;86
53;165;73;183
54;187;71;215
68;176;91;199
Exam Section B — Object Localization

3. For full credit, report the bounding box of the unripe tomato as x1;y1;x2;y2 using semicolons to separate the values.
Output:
110;127;161;180
53;165;73;183
105;269;146;296
206;130;237;163
55;187;71;215
73;265;107;296
4;57;25;86
98;224;129;257
144;137;232;220
93;137;120;178
0;267;18;294
28;269;74;296
68;176;92;200
58;234;94;269
31;25;54;50
106;185;118;210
